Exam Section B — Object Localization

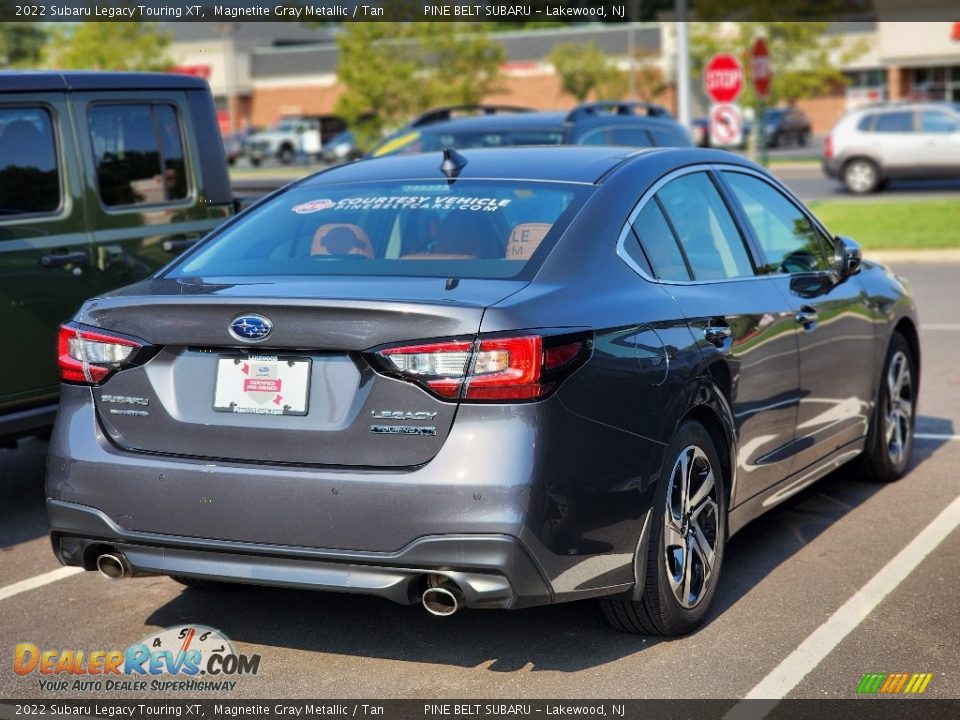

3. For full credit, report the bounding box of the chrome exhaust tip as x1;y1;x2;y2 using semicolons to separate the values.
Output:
96;553;130;580
422;586;460;617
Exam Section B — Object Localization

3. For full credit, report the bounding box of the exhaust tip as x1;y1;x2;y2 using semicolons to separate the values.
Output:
422;586;460;617
96;553;129;580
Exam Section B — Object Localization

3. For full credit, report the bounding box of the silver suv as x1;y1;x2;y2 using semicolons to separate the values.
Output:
823;102;960;193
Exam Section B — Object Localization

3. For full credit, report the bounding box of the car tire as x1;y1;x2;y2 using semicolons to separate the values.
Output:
279;145;295;165
172;576;244;592
843;158;881;194
250;158;261;167
601;419;726;636
799;131;809;147
854;333;916;483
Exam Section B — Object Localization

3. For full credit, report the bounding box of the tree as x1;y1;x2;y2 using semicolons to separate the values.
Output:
335;23;504;149
0;22;47;68
548;42;624;103
689;22;867;107
44;22;174;72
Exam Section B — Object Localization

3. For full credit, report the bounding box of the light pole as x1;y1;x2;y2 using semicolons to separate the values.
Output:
675;0;691;131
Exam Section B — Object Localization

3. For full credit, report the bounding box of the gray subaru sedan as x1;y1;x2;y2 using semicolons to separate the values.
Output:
47;147;919;636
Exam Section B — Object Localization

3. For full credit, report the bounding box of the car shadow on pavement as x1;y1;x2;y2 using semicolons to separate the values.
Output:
0;438;49;548
143;417;956;669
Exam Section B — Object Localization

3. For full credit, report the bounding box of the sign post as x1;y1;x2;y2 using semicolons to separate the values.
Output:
704;53;744;150
751;37;772;167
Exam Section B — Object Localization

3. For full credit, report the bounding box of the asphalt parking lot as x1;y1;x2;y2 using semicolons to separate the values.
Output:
1;260;958;702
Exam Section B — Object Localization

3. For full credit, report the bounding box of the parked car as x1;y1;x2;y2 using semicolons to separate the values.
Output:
47;146;919;636
0;71;235;444
824;102;960;193
247;115;347;166
221;129;250;166
320;129;364;164
692;107;810;148
367;102;692;158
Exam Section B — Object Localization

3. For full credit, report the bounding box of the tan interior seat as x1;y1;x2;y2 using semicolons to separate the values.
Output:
505;223;552;260
311;224;374;258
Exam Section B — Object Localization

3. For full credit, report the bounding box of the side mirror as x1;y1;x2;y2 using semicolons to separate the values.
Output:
836;235;862;277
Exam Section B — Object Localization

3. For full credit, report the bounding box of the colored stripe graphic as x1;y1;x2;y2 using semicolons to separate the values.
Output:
857;672;932;694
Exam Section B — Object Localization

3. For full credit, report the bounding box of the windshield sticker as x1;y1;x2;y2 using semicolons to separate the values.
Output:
292;199;335;214
297;196;512;213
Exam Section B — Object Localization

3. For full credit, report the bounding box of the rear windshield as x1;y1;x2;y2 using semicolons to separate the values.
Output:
168;180;591;280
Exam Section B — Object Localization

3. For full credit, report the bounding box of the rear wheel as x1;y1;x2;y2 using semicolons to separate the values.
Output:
278;145;295;165
843;158;881;194
601;420;726;636
855;333;915;483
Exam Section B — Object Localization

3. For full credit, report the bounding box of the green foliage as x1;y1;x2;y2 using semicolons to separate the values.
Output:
689;22;867;107
335;22;505;149
44;22;174;72
0;22;47;68
548;42;623;102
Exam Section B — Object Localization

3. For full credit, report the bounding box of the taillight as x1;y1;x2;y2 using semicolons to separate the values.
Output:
57;324;142;385
824;135;833;159
374;332;591;402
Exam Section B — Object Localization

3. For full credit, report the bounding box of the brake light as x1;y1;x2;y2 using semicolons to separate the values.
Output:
57;324;141;385
824;135;833;159
375;333;591;402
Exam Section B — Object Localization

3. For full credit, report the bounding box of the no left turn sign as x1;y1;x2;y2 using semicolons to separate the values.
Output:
709;103;744;147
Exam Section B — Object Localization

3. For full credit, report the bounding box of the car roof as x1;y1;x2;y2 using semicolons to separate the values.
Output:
416;111;568;133
304;146;654;185
300;146;756;187
0;71;208;93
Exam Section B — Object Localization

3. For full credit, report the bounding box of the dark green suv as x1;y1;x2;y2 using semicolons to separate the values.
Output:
1;72;234;442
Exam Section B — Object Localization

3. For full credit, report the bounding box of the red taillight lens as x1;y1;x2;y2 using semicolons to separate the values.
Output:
57;324;141;385
824;135;833;159
375;333;590;402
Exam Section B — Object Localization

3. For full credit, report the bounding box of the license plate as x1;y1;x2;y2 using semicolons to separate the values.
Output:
213;355;311;416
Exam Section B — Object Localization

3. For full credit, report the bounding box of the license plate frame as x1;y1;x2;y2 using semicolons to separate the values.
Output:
213;354;312;417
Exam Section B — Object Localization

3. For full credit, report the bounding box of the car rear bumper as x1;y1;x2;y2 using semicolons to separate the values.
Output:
48;499;551;609
47;385;656;607
822;157;841;178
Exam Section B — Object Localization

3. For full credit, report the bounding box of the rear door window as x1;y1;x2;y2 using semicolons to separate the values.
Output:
629;201;689;281
607;127;653;147
722;172;830;274
88;103;188;207
873;111;914;133
0;106;60;216
655;172;754;280
169;180;590;280
649;128;686;147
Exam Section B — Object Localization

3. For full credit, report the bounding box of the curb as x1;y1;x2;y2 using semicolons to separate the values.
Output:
865;249;960;264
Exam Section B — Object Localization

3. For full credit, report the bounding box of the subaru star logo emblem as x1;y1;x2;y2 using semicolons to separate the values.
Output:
229;314;273;342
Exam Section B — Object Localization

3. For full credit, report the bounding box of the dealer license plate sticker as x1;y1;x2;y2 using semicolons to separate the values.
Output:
213;356;311;416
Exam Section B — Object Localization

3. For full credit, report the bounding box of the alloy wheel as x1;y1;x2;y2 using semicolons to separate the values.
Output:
664;445;720;609
845;161;877;193
885;350;913;465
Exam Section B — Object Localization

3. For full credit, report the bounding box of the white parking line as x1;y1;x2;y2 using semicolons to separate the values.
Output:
729;493;960;713
915;433;960;442
0;566;84;603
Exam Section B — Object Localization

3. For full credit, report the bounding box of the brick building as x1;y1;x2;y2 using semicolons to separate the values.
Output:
170;21;960;137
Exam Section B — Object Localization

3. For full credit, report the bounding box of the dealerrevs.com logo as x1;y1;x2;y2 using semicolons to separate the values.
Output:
14;625;261;693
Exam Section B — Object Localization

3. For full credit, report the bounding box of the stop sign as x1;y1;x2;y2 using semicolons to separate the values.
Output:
703;54;744;104
751;38;772;99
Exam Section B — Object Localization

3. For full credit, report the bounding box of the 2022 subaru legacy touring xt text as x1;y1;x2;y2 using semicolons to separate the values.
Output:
47;146;919;635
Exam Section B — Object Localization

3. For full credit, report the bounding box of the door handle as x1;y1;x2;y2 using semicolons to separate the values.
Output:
39;250;89;268
795;306;818;329
703;323;732;347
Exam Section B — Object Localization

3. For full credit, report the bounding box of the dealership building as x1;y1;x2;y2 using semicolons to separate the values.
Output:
170;21;960;136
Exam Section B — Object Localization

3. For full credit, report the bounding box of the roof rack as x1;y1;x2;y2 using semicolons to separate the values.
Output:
409;104;535;128
565;101;672;123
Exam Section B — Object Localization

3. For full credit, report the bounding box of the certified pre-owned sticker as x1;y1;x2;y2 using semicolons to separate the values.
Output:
291;199;334;214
